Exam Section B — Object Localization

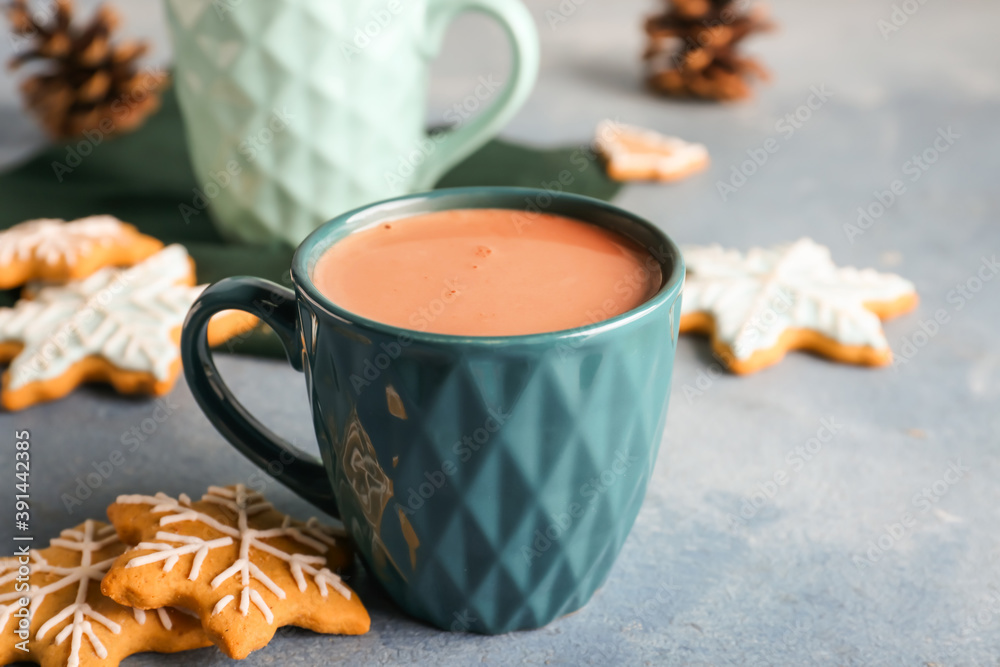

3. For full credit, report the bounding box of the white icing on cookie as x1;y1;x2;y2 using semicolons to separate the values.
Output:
0;553;29;637
0;521;180;667
0;244;203;389
595;120;709;178
33;523;123;667
0;216;135;266
130;606;174;630
118;485;351;625
680;238;916;359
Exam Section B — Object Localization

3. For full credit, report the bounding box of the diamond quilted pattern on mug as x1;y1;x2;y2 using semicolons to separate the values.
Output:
167;0;207;29
369;330;671;632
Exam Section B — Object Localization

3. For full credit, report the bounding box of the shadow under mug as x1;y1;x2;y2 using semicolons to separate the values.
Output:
180;187;685;634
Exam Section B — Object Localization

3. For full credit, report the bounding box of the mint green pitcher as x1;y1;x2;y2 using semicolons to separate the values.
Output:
164;0;539;246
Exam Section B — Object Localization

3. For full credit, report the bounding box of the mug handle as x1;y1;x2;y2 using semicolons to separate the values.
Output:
412;0;540;191
180;276;338;514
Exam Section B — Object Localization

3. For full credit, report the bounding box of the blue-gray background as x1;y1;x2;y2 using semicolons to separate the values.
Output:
1;0;998;665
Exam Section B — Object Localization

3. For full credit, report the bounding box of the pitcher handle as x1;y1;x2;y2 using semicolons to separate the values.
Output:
413;0;540;190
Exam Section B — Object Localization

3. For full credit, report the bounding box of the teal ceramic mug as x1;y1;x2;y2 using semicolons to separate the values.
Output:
180;187;684;634
164;0;539;246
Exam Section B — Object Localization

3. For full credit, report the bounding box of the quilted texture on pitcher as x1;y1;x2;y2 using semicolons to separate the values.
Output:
166;0;429;245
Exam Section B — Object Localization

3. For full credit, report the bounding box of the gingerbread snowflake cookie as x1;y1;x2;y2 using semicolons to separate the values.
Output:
679;238;918;374
102;485;369;660
0;216;163;289
595;120;709;182
0;244;256;410
0;520;210;667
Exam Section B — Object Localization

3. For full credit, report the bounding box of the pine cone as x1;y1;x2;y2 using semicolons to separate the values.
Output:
644;0;773;102
6;0;168;140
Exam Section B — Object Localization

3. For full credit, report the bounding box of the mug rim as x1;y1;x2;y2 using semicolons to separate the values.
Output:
291;186;685;346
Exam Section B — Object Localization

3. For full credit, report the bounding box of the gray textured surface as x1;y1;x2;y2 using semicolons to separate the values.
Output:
2;0;999;665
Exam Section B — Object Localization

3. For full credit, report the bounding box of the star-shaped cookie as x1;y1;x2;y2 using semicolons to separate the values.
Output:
0;244;257;410
595;120;709;182
102;485;370;660
0;216;163;289
679;238;918;374
0;520;211;667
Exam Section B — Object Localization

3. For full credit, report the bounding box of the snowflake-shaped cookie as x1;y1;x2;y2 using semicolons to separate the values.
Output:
0;244;256;410
0;520;210;667
679;238;918;373
0;216;163;289
595;120;709;182
102;485;370;660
